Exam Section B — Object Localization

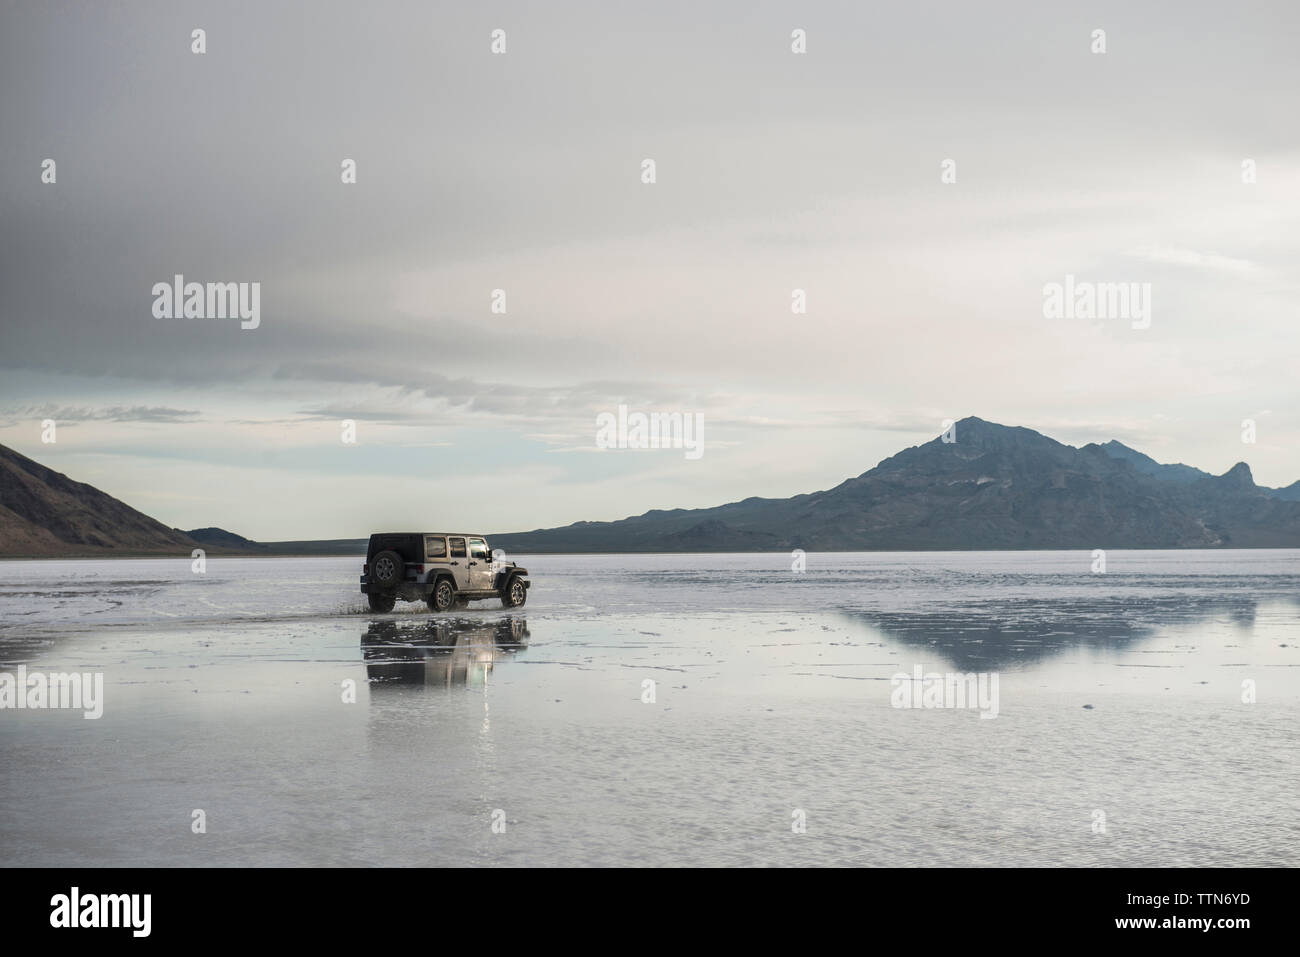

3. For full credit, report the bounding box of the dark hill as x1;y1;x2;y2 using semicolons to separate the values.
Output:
181;526;267;551
0;443;200;556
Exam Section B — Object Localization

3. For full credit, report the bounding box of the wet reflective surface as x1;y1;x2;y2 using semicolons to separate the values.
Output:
1;551;1297;866
361;617;529;688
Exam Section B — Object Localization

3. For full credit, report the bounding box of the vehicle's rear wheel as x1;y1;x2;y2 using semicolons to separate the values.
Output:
370;550;403;588
427;579;455;613
502;575;527;608
368;592;396;613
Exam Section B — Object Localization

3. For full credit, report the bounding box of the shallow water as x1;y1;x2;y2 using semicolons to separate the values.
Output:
1;551;1297;866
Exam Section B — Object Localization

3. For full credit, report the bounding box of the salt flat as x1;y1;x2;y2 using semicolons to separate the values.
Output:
1;551;1296;866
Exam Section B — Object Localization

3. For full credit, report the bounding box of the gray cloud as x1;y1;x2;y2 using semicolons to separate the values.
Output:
3;1;1300;534
1;404;201;426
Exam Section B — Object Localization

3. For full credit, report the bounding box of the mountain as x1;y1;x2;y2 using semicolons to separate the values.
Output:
1097;439;1300;501
180;526;267;551
1270;481;1300;502
1098;440;1213;485
0;443;202;557
7;419;1300;557
491;417;1300;551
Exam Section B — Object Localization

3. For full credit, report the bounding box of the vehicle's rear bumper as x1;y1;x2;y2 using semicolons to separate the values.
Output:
360;575;428;595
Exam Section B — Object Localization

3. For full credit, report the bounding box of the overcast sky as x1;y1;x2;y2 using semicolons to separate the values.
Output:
2;1;1299;540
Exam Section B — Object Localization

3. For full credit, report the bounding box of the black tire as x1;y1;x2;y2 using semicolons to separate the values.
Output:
427;578;455;613
368;592;396;613
501;575;527;608
370;550;403;588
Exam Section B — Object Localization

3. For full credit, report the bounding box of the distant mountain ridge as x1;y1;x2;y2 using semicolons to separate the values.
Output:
4;419;1300;556
1098;440;1213;485
1098;439;1300;501
180;527;266;551
490;417;1300;551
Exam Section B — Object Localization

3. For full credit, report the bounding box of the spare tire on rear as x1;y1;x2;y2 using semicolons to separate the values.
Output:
370;550;403;587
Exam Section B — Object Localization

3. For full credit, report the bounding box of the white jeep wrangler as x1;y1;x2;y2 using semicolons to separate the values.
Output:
360;532;530;613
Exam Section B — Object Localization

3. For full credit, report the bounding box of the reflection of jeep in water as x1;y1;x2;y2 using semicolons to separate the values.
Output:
360;532;530;613
361;617;529;688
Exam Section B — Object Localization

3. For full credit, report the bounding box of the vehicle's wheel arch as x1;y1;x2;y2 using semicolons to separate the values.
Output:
500;572;528;607
493;567;528;590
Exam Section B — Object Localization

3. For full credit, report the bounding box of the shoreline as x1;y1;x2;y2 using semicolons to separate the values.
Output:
5;544;1300;561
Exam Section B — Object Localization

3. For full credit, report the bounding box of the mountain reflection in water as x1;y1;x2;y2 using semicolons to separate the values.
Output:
852;595;1296;671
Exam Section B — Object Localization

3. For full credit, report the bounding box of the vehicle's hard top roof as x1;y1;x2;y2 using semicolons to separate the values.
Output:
370;531;485;538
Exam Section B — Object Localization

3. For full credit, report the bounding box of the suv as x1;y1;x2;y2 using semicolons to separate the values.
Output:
360;533;530;613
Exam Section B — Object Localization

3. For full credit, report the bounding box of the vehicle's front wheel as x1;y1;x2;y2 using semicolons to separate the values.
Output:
427;579;455;613
368;592;396;613
501;576;527;608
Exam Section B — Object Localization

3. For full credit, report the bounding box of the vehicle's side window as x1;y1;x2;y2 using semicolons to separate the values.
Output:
469;538;488;559
425;536;446;559
449;537;467;558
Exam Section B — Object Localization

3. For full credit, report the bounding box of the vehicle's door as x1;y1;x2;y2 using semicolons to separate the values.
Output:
467;538;492;592
446;537;470;589
423;536;448;582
